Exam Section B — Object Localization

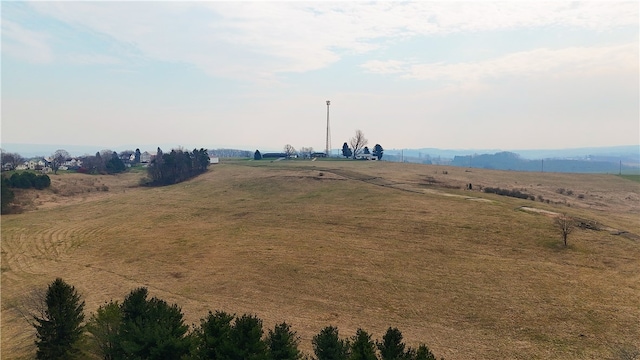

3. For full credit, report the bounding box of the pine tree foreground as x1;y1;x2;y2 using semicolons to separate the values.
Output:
31;280;444;359
32;278;85;360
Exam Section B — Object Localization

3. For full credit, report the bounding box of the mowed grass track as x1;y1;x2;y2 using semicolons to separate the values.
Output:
2;160;639;359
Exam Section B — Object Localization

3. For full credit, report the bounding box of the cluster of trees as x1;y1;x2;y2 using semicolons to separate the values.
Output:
78;149;142;174
341;130;384;160
146;148;210;186
31;278;443;360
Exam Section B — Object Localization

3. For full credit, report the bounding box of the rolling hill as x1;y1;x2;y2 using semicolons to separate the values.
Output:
2;160;639;359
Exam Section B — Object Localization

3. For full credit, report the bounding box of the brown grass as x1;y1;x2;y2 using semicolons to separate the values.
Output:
2;160;639;359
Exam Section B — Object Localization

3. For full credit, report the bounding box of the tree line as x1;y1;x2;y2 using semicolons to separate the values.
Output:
252;130;384;161
145;147;210;186
31;278;443;360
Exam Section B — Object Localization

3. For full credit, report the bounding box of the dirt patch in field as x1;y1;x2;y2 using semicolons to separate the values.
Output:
518;206;559;216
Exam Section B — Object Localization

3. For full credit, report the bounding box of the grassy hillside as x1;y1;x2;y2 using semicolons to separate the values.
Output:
2;160;639;359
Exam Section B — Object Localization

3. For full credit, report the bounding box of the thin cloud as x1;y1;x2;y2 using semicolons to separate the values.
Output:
1;20;53;64
13;2;637;82
362;43;639;82
65;53;122;65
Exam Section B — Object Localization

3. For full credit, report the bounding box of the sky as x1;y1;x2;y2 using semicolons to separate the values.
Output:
2;1;639;153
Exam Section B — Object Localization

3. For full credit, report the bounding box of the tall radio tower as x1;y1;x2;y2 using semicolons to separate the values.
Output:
325;100;331;157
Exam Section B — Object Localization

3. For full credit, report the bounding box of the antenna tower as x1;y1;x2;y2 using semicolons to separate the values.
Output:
325;100;331;157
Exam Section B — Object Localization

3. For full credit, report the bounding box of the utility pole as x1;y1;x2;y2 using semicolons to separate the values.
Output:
325;100;331;157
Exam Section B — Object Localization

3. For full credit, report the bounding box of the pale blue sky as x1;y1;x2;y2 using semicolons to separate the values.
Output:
2;1;638;152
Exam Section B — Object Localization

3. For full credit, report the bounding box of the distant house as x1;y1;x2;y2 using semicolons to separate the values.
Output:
311;152;327;158
210;157;219;164
28;160;44;170
66;158;82;168
140;151;155;163
355;153;377;161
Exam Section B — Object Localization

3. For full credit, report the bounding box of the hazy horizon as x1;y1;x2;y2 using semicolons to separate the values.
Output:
2;142;638;160
2;2;638;151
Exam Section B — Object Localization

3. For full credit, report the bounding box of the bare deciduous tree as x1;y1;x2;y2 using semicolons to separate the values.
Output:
349;130;368;159
1;150;25;170
299;147;314;159
51;149;70;175
16;287;48;329
283;144;297;159
554;213;575;247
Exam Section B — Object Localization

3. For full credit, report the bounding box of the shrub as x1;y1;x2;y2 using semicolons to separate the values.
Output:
483;187;532;200
8;172;51;190
1;177;15;214
33;175;51;190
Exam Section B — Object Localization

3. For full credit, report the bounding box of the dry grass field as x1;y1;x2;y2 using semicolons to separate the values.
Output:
2;160;639;359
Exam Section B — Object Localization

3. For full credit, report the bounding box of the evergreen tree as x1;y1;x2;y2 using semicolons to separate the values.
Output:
134;148;142;164
349;328;377;360
116;287;190;359
193;310;236;360
377;327;406;360
105;152;126;174
363;147;370;155
230;314;267;360
372;144;384;160
406;345;436;360
267;322;302;360
312;326;350;360
86;300;122;360
255;150;263;160
341;143;352;159
33;278;85;360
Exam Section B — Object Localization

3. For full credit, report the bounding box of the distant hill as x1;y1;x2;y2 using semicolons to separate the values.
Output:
384;145;640;174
